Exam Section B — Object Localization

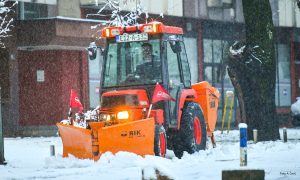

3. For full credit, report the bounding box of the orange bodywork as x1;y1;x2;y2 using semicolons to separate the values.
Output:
192;81;220;136
101;21;183;38
57;118;155;160
100;89;149;122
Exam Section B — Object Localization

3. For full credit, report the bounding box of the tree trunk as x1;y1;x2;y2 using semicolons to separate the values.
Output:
227;0;280;141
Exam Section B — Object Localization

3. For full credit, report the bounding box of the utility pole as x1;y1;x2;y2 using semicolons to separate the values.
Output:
0;87;6;164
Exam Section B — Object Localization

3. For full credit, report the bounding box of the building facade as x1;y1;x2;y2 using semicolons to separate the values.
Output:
0;0;299;136
181;0;300;126
1;0;101;136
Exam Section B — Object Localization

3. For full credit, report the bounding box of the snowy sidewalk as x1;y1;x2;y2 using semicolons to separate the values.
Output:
0;128;299;180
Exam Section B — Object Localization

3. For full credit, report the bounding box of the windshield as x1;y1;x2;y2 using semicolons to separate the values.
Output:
103;38;162;87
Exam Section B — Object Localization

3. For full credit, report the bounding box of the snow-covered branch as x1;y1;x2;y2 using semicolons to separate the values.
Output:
229;41;247;60
0;0;16;47
89;0;148;27
88;0;150;41
229;41;246;57
229;41;264;73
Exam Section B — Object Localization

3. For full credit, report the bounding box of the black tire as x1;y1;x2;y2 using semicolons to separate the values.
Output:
173;101;207;158
154;125;167;157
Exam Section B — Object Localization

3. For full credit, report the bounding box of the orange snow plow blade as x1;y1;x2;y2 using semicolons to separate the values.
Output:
57;118;155;160
97;118;155;155
57;123;96;159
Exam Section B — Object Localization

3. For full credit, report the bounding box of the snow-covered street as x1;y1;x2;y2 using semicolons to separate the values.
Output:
0;128;299;180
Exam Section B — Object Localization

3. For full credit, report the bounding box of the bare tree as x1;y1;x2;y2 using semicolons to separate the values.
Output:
88;0;157;44
0;0;16;47
89;0;149;30
228;0;280;141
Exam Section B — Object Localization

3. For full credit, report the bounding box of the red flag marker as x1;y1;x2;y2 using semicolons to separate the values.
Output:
69;89;83;113
147;83;175;118
151;83;175;104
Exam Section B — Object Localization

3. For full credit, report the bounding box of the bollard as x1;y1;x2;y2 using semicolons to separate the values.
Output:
221;94;228;134
221;91;234;134
253;129;257;144
50;145;55;156
0;87;6;165
239;123;247;166
283;128;287;143
227;91;234;134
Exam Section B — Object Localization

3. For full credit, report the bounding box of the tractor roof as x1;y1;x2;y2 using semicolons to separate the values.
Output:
101;21;183;38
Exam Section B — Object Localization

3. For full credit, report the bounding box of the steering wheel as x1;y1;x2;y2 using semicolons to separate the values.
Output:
122;74;142;84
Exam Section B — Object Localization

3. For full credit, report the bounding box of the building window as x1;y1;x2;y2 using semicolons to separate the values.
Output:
207;0;235;21
203;39;229;85
208;0;221;7
18;1;57;20
208;0;233;8
203;38;232;87
278;0;299;27
276;44;291;106
203;38;236;124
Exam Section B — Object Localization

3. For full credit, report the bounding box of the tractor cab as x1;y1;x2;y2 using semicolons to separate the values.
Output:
91;22;192;129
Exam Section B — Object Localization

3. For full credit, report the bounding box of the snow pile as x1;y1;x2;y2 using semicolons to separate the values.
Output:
291;97;300;115
60;106;100;128
1;129;300;179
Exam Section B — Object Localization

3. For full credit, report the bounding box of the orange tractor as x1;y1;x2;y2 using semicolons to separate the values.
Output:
57;21;220;159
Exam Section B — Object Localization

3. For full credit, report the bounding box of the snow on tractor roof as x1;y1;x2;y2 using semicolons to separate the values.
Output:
101;21;183;38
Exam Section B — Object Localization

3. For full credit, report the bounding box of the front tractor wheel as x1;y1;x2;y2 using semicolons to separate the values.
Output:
173;102;207;158
154;125;167;157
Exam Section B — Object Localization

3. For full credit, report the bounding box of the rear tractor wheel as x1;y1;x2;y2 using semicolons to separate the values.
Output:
154;125;167;157
173;101;207;158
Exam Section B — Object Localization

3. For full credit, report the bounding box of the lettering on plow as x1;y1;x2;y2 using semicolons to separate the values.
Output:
129;130;141;137
121;131;127;137
121;130;145;138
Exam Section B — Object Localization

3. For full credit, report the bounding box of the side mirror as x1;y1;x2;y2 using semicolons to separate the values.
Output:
87;46;97;60
170;41;182;53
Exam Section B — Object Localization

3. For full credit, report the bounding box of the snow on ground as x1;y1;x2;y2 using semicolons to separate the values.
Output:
0;128;299;180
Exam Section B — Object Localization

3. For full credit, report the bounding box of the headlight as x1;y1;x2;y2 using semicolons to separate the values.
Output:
117;111;129;120
106;114;111;121
99;114;111;121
